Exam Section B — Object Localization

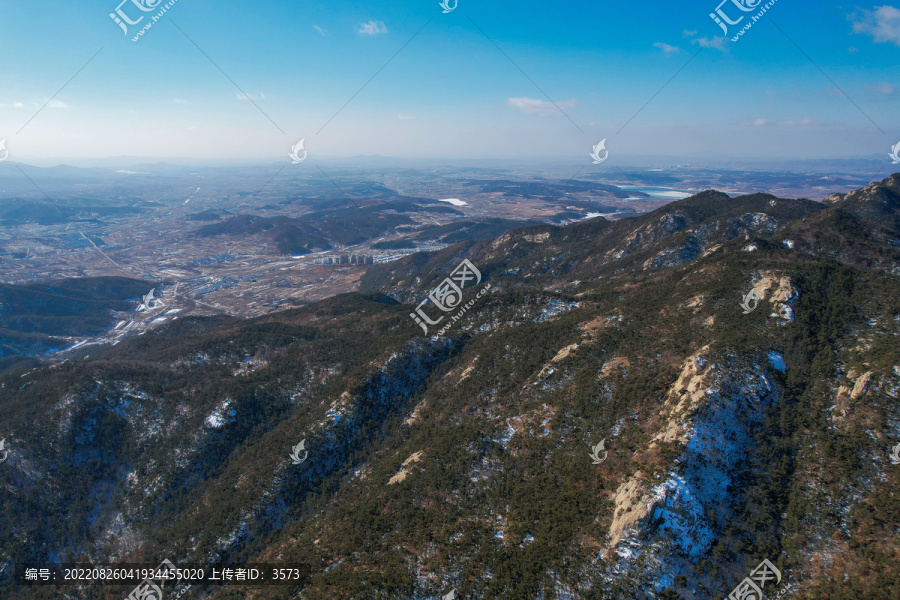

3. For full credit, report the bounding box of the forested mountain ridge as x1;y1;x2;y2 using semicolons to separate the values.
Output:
0;277;151;362
1;176;899;599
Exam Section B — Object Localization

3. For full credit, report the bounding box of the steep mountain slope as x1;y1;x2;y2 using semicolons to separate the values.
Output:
1;177;899;600
825;173;900;233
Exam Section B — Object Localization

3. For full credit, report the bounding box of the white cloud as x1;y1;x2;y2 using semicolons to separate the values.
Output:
682;29;698;37
507;96;577;116
358;20;388;35
692;36;728;51
397;114;415;120
851;5;900;45
754;118;768;126
10;99;67;109
313;25;326;36
236;91;266;101
869;81;895;95
173;98;188;104
654;42;680;54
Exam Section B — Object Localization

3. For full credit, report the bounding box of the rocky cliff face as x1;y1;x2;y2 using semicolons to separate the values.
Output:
1;177;899;600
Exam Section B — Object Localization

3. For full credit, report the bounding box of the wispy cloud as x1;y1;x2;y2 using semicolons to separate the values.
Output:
2;100;67;109
358;20;388;35
692;36;728;51
868;81;895;95
754;118;818;127
851;5;900;45
507;96;577;116
173;98;188;104
654;42;680;54
236;91;266;101
682;29;698;37
313;25;326;36
397;114;415;120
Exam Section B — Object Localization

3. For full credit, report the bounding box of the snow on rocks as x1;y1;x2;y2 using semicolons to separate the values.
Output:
204;399;234;429
747;271;799;322
768;352;786;373
603;351;782;578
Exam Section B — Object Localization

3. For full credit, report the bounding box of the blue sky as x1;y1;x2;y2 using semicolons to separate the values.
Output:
0;0;898;161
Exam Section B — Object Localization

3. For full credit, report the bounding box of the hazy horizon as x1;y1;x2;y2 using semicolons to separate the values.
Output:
2;154;896;175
